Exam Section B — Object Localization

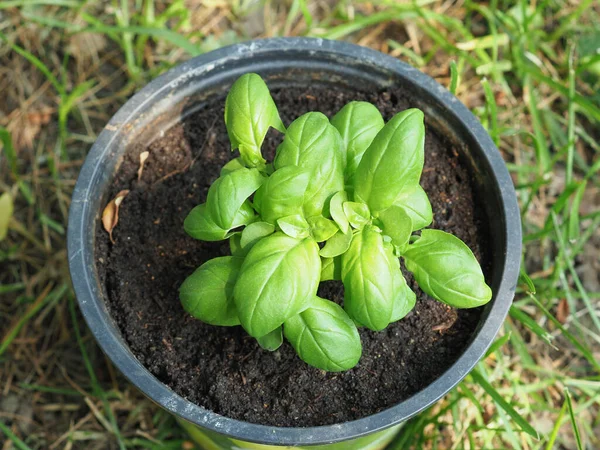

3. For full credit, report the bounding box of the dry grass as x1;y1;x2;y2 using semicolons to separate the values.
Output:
1;1;599;449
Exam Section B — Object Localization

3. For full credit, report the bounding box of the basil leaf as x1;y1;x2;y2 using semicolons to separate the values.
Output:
256;326;283;351
354;109;425;214
394;185;433;231
179;256;243;326
277;214;311;239
274;112;344;217
390;267;416;322
207;168;264;230
184;204;230;241
320;256;342;281
224;73;285;168
283;296;362;371
307;216;339;242
320;228;353;258
255;166;311;224
239;221;275;254
384;244;416;322
229;233;244;256
341;226;394;331
233;233;321;337
402;229;492;308
220;157;245;176
343;201;370;229
329;191;349;234
378;205;413;250
330;101;385;182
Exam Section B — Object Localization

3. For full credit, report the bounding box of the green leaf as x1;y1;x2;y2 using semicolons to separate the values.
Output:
283;296;361;371
341;226;394;331
234;233;320;337
179;256;243;326
307;216;339;242
277;214;310;239
354;109;425;214
378;205;412;250
403;229;492;308
229;234;244;256
343;201;370;229
390;269;416;322
256;326;283;351
254;166;310;224
330;101;384;181
274;112;344;217
393;185;432;231
0;192;13;241
239;221;275;254
220;157;246;176
329;191;349;234
320;256;342;281
207;168;264;230
224;73;285;168
385;245;416;322
184;204;230;241
320;228;353;258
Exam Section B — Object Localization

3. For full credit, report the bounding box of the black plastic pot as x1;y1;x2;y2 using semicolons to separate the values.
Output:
68;37;521;448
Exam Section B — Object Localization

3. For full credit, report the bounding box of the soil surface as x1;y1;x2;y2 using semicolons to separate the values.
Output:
95;86;491;427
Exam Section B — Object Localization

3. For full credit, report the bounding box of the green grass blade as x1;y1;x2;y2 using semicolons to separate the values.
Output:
69;297;126;450
568;181;586;242
449;60;459;94
485;331;511;358
519;269;536;294
22;12;200;57
470;368;539;438
0;32;64;95
481;78;499;145
459;382;484;412
0;0;79;7
526;292;600;371
551;212;600;334
566;48;576;186
19;383;82;396
524;76;552;173
0;420;31;450
509;306;555;348
386;39;426;66
549;0;595;41
0;284;67;357
525;65;600;122
314;9;421;40
564;388;584;450
0;127;18;175
0;283;25;294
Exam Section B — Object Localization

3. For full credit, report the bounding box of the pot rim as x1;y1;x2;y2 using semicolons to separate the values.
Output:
67;37;521;446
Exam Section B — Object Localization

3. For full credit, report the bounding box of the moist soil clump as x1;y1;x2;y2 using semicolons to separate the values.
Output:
96;86;491;427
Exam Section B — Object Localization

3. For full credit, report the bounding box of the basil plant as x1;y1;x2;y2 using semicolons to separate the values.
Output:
180;73;492;372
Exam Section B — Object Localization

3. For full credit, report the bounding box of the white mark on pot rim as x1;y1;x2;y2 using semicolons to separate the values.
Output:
183;403;195;414
69;247;83;262
170;63;218;88
161;395;178;410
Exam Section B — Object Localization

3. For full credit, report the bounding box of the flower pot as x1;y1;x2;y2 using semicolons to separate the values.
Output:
67;37;521;449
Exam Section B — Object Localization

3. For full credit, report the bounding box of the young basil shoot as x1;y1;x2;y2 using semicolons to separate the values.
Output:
181;73;493;372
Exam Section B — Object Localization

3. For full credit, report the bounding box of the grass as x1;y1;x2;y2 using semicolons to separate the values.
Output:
0;0;599;448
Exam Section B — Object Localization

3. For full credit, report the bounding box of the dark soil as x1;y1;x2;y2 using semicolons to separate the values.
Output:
95;86;490;427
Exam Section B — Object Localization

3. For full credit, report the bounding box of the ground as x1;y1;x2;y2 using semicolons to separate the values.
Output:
0;1;599;449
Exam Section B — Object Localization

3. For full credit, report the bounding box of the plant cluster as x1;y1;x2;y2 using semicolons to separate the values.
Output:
180;73;492;371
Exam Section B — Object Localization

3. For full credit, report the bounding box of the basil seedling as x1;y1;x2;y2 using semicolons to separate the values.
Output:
181;73;493;372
